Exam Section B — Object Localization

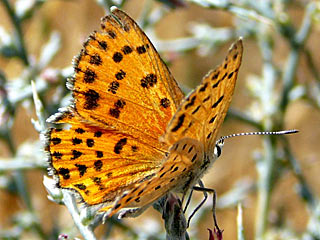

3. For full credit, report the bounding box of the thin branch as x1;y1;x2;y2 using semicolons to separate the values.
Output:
237;203;246;240
304;48;320;84
280;2;315;110
1;0;29;65
62;191;97;240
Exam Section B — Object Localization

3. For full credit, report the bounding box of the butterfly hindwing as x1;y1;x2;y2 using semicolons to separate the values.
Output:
106;138;204;216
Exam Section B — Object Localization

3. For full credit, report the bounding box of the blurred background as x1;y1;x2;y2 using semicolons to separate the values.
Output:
0;0;320;239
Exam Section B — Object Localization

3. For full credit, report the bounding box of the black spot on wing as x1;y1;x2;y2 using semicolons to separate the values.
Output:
72;138;82;145
140;74;157;88
71;150;82;160
92;177;101;185
131;145;138;152
172;167;179;172
75;128;85;134
96;151;103;158
212;79;222;88
171;114;185;132
136;45;147;54
94;160;103;171
199;82;208;92
115;70;126;80
86;139;94;147
212;95;224;108
58;168;70;180
122;45;132;54
107;30;116;39
192;105;201;115
233;53;238;60
89;54;102;65
207;132;212;139
51;138;61;145
108;81;120;94
160;98;170;108
221;73;227;81
203;96;210;103
94;131;102;137
52;151;62;159
209;115;216;124
228;72;234;79
83;89;100;110
75;164;87;177
74;183;86;190
113;52;123;63
114;138;127;154
98;40;107;50
114;99;126;109
109;108;120;118
185;96;196;110
212;71;220;80
83;69;97;83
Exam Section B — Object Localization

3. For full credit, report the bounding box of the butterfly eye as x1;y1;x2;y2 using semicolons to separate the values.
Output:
214;141;224;158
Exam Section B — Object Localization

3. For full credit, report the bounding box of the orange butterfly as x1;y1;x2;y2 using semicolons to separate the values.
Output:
45;7;242;222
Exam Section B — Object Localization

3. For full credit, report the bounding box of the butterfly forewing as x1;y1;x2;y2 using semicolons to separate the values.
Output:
72;8;184;146
162;40;243;154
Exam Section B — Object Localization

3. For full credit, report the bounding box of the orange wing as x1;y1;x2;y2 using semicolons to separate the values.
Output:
46;110;164;205
162;39;243;154
46;8;184;207
71;7;184;146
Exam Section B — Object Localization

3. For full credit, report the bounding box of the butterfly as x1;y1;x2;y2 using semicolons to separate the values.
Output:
45;7;243;221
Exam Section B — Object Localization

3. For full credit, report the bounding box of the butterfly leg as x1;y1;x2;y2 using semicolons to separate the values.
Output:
191;181;221;233
186;180;208;227
183;189;194;213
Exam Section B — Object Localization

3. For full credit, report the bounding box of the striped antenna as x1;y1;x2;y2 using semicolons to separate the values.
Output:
217;129;298;143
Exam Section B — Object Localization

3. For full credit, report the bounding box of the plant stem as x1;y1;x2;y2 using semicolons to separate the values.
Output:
255;136;276;240
62;191;97;240
280;2;315;111
1;0;29;65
